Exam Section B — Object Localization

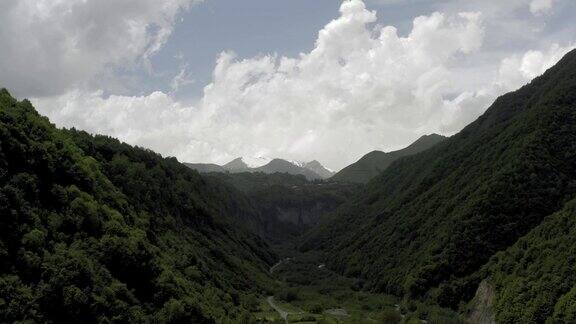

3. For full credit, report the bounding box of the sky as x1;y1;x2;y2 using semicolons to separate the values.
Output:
1;0;575;170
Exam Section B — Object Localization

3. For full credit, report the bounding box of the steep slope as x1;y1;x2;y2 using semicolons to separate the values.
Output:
303;49;576;308
223;157;251;173
331;134;446;184
477;197;576;323
0;89;275;323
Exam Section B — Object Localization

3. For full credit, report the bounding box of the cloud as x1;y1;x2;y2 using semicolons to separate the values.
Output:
190;2;487;168
0;0;198;97
27;0;575;170
170;65;195;94
35;0;488;169
530;0;554;15
34;90;201;159
496;43;574;91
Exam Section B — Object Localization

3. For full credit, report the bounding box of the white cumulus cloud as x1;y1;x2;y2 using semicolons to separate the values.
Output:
35;0;489;169
191;3;486;168
0;0;198;97
496;43;574;91
34;90;203;160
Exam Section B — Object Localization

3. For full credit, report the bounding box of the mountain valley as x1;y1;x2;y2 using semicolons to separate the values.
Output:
2;43;576;324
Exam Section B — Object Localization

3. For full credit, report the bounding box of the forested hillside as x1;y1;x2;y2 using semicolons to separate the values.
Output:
0;89;276;323
303;48;576;311
331;134;446;184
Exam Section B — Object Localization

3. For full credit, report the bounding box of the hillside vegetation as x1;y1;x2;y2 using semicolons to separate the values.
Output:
303;49;576;314
0;89;276;323
479;198;576;323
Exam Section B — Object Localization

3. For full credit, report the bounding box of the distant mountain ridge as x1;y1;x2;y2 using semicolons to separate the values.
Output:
304;160;334;179
330;134;447;183
223;157;251;172
185;157;335;180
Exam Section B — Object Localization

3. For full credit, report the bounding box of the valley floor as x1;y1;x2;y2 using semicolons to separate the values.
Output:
251;246;465;323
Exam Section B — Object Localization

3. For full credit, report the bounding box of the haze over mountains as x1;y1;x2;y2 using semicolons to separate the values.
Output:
186;157;335;180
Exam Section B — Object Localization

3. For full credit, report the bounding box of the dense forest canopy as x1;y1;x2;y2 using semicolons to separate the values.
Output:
481;198;576;322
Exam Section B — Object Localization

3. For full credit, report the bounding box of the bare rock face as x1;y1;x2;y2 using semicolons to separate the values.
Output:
468;280;496;324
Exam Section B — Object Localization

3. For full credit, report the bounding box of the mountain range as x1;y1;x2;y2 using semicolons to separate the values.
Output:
186;135;446;185
186;157;335;180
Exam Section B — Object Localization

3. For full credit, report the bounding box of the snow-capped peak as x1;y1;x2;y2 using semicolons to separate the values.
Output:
287;159;307;168
241;156;272;168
